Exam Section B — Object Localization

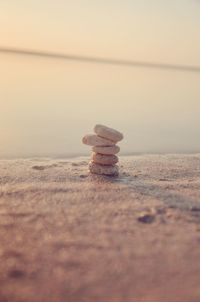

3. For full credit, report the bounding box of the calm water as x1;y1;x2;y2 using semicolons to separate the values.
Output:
1;54;200;158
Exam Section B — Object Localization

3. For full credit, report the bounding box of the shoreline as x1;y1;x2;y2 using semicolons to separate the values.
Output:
0;151;200;160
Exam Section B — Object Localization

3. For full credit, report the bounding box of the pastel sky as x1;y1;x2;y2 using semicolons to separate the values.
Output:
0;1;200;157
1;0;200;63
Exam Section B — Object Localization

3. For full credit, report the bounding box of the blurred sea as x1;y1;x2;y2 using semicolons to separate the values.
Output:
1;54;200;158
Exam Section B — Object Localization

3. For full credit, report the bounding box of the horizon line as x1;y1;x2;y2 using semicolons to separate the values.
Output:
1;46;200;74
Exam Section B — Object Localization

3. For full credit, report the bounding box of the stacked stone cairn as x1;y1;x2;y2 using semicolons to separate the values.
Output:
82;124;123;176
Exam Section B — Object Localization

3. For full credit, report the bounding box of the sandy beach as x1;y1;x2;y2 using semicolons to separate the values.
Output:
0;154;200;302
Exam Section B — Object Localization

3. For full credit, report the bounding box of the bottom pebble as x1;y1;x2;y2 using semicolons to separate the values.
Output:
89;161;119;176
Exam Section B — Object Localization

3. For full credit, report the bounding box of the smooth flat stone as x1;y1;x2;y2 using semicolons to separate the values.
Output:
82;134;114;146
89;162;119;176
92;153;118;165
92;145;120;155
94;124;123;142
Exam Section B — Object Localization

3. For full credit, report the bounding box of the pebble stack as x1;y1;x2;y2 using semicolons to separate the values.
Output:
82;124;123;176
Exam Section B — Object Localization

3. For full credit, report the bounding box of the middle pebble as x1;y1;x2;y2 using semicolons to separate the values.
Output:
92;153;118;165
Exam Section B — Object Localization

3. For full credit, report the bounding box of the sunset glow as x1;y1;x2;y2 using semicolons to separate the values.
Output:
1;1;200;157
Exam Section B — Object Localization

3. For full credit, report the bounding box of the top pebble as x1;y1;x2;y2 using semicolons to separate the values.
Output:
94;124;123;143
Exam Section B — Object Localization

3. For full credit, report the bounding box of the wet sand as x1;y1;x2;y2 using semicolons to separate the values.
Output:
0;154;200;302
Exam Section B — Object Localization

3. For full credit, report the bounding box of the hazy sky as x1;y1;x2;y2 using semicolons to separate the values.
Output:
1;0;200;64
0;1;200;157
